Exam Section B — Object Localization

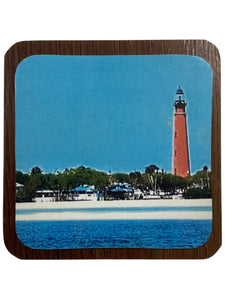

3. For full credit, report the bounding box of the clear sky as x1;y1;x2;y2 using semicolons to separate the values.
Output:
15;54;213;174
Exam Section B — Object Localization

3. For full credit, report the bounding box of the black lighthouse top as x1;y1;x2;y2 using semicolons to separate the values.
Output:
174;86;187;112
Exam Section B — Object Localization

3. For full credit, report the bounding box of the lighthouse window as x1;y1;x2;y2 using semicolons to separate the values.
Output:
175;131;177;138
175;150;177;156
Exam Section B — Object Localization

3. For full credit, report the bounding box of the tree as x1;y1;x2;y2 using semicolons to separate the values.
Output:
16;175;38;202
129;172;142;188
112;173;130;184
45;173;60;191
145;164;159;174
189;168;211;189
16;170;29;185
31;166;42;176
158;173;187;195
145;165;159;194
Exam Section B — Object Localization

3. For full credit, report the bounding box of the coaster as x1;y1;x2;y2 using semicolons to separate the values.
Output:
4;40;221;259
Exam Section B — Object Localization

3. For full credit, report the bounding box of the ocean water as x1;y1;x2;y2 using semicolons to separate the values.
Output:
16;219;212;249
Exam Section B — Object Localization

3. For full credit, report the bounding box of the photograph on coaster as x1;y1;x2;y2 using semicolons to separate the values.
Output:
15;53;213;250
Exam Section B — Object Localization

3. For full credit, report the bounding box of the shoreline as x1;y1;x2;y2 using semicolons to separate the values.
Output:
16;199;212;221
16;198;212;209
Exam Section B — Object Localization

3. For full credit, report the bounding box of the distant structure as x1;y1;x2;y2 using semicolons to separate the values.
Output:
172;86;190;177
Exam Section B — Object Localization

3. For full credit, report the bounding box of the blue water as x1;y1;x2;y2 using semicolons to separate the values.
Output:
16;206;212;215
16;219;212;249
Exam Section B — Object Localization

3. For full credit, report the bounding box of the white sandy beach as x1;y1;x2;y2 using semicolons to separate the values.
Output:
16;199;212;221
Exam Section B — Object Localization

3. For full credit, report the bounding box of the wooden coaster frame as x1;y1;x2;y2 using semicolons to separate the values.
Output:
4;40;221;259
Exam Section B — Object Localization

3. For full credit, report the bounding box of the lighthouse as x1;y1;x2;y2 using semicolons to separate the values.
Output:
172;86;190;177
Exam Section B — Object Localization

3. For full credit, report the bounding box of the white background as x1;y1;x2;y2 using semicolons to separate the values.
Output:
0;1;224;299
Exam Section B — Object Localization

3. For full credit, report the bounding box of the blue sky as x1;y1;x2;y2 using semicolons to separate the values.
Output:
15;55;212;174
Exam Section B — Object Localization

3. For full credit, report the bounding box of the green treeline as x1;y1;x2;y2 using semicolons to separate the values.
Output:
16;165;212;202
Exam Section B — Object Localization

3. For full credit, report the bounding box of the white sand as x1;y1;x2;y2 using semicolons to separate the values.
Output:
16;199;212;221
16;211;212;221
16;199;212;209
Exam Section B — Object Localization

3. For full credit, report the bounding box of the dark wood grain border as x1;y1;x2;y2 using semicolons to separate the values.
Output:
4;40;221;259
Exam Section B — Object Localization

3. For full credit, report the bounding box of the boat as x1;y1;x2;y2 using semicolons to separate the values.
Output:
70;185;98;201
33;187;56;202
